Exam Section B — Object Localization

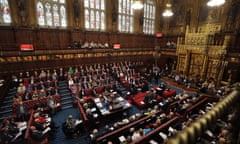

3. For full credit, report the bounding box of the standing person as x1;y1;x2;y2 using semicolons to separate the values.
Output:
62;115;82;138
46;96;59;116
16;101;28;121
153;70;159;84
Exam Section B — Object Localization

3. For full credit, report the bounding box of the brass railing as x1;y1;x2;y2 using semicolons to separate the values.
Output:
167;83;240;144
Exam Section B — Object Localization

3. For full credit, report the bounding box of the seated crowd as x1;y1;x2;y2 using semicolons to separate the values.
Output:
0;61;236;144
69;40;109;49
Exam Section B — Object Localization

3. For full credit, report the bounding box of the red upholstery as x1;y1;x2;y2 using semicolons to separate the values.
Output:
96;86;104;94
83;95;94;101
85;88;92;96
162;89;176;97
77;101;91;130
132;92;148;109
119;75;137;90
24;110;48;144
12;94;62;116
131;92;162;109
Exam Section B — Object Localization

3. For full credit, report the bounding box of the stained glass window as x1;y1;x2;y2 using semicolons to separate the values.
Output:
84;0;105;31
118;0;134;33
37;2;45;26
36;0;66;27
0;0;12;24
85;9;90;29
143;0;155;34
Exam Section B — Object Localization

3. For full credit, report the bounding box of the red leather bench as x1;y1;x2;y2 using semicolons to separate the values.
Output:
12;94;62;117
182;97;209;118
24;110;48;144
132;92;148;109
162;89;176;98
131;92;162;109
96;114;154;143
77;100;90;129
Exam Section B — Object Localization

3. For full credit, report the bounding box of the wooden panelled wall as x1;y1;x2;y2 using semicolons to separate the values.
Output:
0;26;176;78
0;27;156;51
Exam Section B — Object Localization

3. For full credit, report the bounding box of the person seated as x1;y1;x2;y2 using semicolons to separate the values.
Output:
17;83;26;96
152;117;162;128
78;88;86;98
1;118;26;143
0;127;21;143
39;70;47;81
90;41;97;49
92;86;98;97
62;115;82;138
86;108;99;126
131;129;143;141
81;41;89;48
38;89;46;98
143;92;154;105
34;110;58;138
104;42;109;48
46;87;57;96
32;90;39;100
30;125;51;141
13;95;22;104
90;129;100;144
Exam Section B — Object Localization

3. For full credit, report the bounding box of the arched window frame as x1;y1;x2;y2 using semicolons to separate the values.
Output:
0;0;12;25
118;0;134;33
36;0;67;28
84;0;106;31
143;0;155;35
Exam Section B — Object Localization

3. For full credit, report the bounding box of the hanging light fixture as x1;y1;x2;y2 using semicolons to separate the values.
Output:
132;0;144;10
162;3;173;17
207;0;225;7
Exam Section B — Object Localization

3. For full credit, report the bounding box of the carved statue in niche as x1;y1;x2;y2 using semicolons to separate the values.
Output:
73;0;80;26
18;0;27;25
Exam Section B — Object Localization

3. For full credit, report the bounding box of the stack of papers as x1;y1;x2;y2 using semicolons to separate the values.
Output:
91;107;96;112
118;136;126;142
149;140;158;144
159;132;167;140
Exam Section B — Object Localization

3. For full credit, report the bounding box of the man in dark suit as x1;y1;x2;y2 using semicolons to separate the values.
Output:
16;101;28;121
62;115;82;138
144;92;154;106
30;126;50;141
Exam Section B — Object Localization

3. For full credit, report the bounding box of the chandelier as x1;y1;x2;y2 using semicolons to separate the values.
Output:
207;0;225;7
162;4;173;17
132;0;144;10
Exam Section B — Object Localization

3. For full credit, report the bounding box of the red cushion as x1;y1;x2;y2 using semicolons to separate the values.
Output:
163;89;176;97
132;92;147;109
